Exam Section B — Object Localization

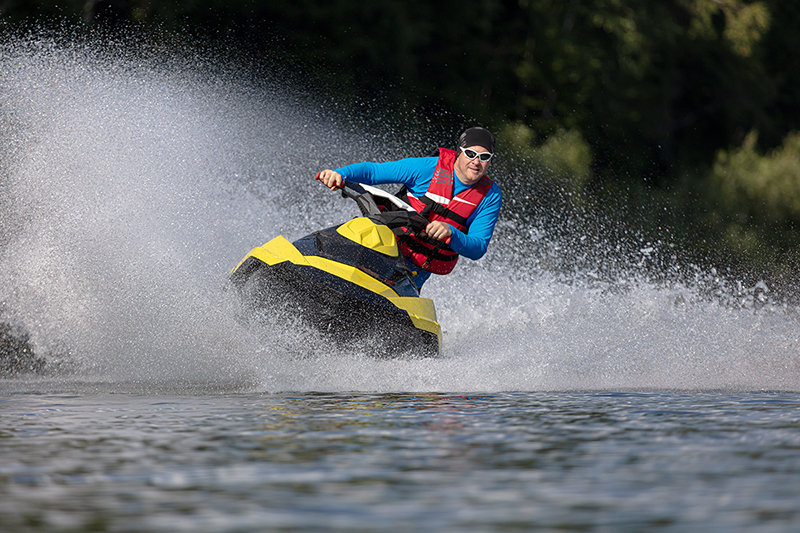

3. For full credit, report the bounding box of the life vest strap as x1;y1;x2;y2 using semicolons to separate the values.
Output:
417;195;469;227
399;236;456;261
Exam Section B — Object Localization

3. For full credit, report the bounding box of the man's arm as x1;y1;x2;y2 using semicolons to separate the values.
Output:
332;158;437;198
318;158;502;260
446;184;502;260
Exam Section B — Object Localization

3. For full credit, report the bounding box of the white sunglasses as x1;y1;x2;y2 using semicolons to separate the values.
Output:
460;147;493;162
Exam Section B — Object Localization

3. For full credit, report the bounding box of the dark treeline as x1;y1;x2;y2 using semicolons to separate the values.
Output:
3;0;800;290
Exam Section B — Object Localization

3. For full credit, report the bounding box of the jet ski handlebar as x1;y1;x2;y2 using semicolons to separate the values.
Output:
340;181;429;236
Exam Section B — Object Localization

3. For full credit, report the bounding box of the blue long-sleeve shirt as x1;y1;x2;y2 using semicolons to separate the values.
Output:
335;156;502;287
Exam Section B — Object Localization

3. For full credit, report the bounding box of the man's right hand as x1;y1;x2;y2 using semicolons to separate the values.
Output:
316;170;344;190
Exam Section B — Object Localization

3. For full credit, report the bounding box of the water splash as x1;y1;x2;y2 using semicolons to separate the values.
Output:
1;30;798;393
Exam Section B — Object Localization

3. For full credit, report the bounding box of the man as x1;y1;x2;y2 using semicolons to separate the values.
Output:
316;127;502;289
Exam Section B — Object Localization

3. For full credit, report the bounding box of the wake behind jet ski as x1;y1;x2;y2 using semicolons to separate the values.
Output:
229;182;442;357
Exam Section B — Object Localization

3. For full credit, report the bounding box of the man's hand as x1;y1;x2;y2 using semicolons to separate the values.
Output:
315;170;344;190
422;220;452;242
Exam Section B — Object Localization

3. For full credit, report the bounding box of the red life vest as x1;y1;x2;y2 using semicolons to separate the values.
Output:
399;147;494;275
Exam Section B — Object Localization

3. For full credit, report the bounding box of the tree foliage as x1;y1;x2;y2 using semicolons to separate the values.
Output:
4;1;795;170
0;323;45;376
3;0;799;281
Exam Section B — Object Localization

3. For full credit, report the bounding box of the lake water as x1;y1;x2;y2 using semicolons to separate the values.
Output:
2;388;800;532
2;30;800;532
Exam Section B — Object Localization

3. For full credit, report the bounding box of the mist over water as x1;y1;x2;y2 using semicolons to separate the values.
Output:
1;31;798;393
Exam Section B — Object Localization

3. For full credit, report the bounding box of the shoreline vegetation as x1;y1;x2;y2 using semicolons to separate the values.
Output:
0;323;46;377
1;1;798;370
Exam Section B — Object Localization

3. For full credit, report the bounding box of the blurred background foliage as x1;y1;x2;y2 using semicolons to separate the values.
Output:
2;0;798;289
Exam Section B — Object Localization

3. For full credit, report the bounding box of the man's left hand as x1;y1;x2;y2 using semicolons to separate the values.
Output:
422;221;452;242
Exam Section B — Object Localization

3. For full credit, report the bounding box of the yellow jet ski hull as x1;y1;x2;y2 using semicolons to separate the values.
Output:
229;216;442;357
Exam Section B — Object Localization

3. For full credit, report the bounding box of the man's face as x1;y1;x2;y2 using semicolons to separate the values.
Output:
454;145;491;186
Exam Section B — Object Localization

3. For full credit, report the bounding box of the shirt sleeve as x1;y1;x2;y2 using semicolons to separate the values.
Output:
334;158;437;198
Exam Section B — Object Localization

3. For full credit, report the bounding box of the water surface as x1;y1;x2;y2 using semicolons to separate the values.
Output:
2;390;799;532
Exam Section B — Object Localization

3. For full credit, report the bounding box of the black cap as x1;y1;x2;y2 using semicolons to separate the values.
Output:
458;127;495;153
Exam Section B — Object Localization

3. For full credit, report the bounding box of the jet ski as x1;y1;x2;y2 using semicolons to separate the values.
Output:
229;182;442;357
